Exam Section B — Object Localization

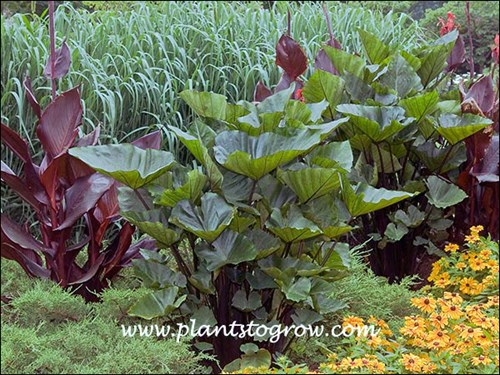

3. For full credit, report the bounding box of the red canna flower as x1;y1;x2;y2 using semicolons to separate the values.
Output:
437;12;459;36
492;34;499;64
295;88;305;102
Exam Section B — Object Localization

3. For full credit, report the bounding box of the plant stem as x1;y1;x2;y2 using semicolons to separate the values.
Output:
48;1;57;101
465;1;475;82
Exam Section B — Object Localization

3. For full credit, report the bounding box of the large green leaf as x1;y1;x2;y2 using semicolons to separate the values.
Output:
336;104;412;142
213;120;346;180
358;29;390;64
132;258;187;289
232;290;262;312
277;167;342;203
69;144;175;189
257;85;295;114
301;70;345;116
324;45;365;78
305;141;353;172
399;91;439;123
281;277;311;302
155;169;207;207
425;176;467;209
170;192;234;242
168;126;223;190
435;114;492;145
380;52;422;98
342;182;414;216
195;230;258;271
266;205;322;243
180;90;227;120
121;210;180;247
128;287;187;320
245;228;282;259
417;30;457;87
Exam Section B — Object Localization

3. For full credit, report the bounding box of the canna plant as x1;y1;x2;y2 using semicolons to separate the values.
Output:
0;1;156;302
68;84;416;370
319;28;493;281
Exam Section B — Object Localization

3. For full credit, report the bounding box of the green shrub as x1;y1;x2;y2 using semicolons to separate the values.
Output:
420;1;500;71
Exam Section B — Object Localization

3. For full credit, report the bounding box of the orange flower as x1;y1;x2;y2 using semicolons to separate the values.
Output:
472;355;492;366
437;11;459;36
440;302;463;320
459;277;480;295
430;313;449;329
443;292;463;305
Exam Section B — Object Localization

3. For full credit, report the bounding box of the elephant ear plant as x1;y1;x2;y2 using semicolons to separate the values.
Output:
1;1;156;301
69;86;415;370
315;28;493;281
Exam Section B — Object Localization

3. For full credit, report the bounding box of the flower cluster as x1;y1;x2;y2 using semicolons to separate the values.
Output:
230;229;499;374
437;11;459;36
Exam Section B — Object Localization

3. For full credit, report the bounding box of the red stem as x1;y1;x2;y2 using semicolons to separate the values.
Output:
48;1;57;101
465;1;475;82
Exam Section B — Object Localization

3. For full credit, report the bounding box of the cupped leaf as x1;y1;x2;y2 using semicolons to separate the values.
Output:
213;121;346;180
170;192;234;242
385;222;409;241
425;176;467;209
380;52;422;98
121;210;180;247
399;91;439;123
232;290;262;312
358;29;390;64
301;70;345;116
342;182;414;216
245;228;282;259
196;230;258;271
132;258;187;289
155;169;207;207
281;277;311;302
277;167;342;203
266;206;322;243
305;141;353;171
435;114;492;145
180;90;227;120
324;45;365;78
168;126;223;190
336;104;412;142
128;287;187;320
69;144;175;189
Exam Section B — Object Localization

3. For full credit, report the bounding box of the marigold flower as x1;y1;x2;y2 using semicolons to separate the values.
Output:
470;225;484;234
342;315;364;328
465;234;480;244
455;261;467;270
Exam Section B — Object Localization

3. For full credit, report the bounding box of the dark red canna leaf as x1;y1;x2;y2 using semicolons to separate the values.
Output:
56;173;114;230
254;81;273;102
101;222;135;279
1;214;54;257
445;34;465;72
1;243;50;278
131;129;162;150
464;76;495;115
76;126;101;147
44;39;71;80
36;86;82;159
23;76;42;120
471;135;499;183
275;72;295;92
275;34;308;81
1;123;32;163
1;161;41;212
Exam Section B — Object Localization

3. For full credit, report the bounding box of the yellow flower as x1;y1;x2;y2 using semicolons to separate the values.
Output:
401;354;423;372
469;257;488;271
459;326;479;340
479;249;492;259
443;292;463;305
471;355;492;366
470;225;484;234
455;261;467;270
444;243;460;253
411;297;437;314
459;277;480;294
430;313;449;329
465;234;480;244
342;316;364;328
440;302;463;320
434;272;451;288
